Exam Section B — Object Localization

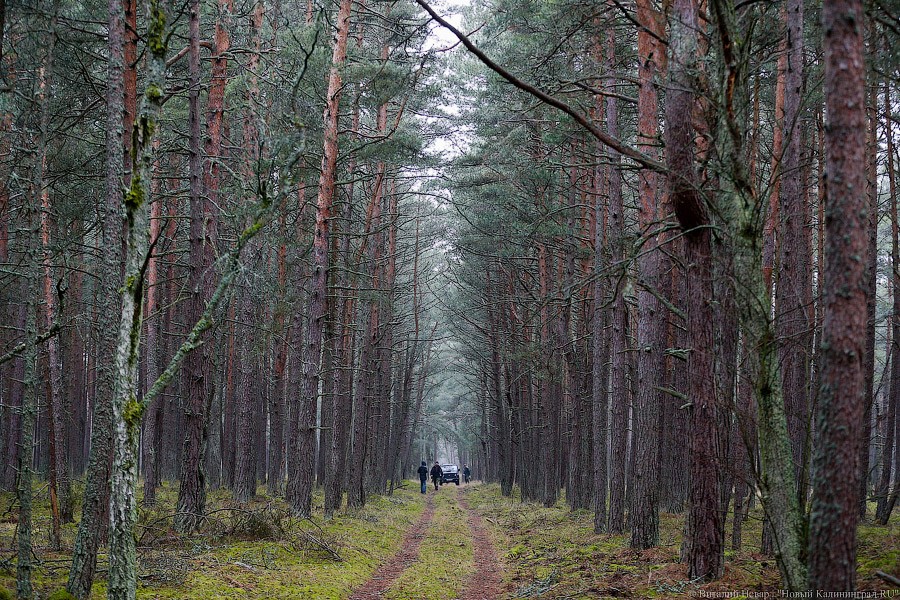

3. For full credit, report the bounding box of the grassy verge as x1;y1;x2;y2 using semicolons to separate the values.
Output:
0;481;427;599
385;485;474;600
466;485;899;599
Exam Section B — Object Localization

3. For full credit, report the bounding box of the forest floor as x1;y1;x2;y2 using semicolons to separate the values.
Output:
1;482;898;599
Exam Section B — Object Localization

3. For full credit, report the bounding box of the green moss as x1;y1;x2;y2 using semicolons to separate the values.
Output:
125;174;144;211
47;590;77;600
147;1;167;58
2;482;896;598
123;396;145;430
0;587;12;600
145;83;163;101
128;485;425;599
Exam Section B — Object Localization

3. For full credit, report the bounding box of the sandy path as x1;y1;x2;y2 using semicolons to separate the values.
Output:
348;485;504;599
458;491;504;600
348;493;436;599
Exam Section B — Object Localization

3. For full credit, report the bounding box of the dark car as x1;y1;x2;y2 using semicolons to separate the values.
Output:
440;464;460;486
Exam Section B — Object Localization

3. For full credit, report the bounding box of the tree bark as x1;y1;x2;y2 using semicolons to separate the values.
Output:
142;191;163;507
877;81;899;525
175;0;232;533
774;0;811;512
107;3;170;596
67;0;123;592
289;0;352;516
175;0;211;534
630;0;666;549
808;0;868;589
667;0;724;579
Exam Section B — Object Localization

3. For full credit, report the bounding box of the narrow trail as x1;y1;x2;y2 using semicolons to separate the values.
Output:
348;493;437;600
459;491;504;600
348;484;505;599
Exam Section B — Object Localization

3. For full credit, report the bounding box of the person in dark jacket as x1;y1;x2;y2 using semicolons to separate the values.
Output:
417;461;428;494
463;465;471;484
430;462;443;490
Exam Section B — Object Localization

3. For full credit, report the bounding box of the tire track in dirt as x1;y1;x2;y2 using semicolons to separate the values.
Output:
348;493;436;600
459;490;504;600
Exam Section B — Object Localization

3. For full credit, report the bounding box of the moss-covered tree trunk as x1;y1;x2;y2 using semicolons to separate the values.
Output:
709;0;807;588
106;2;169;598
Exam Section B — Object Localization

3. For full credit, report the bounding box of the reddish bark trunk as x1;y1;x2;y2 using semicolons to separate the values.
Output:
858;78;878;519
175;0;210;533
809;0;868;589
630;0;666;548
289;0;352;516
176;0;232;532
123;0;137;179
142;194;163;507
774;0;811;510
666;0;724;579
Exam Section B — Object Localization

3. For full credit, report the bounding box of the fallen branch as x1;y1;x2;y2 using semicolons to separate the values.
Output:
876;570;900;588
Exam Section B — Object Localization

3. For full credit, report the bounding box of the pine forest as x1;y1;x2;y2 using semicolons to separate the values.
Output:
0;0;899;597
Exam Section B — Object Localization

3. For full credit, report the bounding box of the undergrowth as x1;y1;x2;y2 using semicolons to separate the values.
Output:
466;485;900;600
0;480;426;599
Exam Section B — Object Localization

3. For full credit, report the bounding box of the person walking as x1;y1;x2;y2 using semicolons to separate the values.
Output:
417;461;429;494
430;462;443;490
463;465;471;484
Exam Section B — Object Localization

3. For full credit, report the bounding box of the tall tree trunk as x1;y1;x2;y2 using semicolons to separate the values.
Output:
858;77;879;520
591;80;609;529
877;81;899;525
107;3;170;597
32;21;72;544
231;0;264;503
289;0;352;515
667;0;724;579
731;340;756;551
684;230;724;581
176;0;232;533
630;0;666;549
808;0;867;589
603;62;626;535
233;287;257;503
763;50;786;296
67;0;124;593
270;237;288;497
175;0;210;533
142;193;163;507
325;197;353;514
42;189;71;540
17;210;38;600
774;0;811;512
16;27;53;590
